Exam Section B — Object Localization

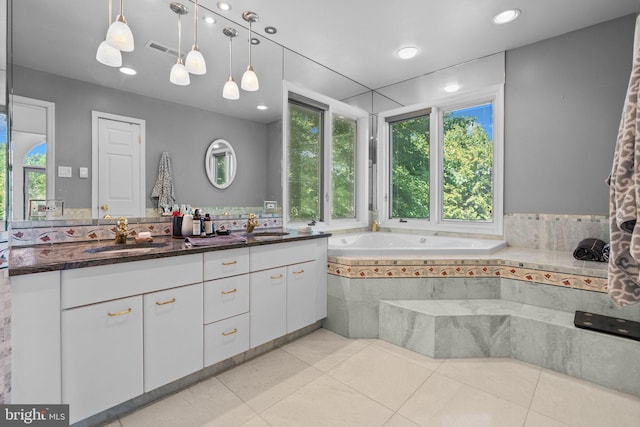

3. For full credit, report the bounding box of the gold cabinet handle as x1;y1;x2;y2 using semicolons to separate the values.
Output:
108;308;132;317
222;328;238;336
222;261;238;266
221;288;238;295
270;274;283;280
156;298;177;306
100;204;109;211
292;269;305;275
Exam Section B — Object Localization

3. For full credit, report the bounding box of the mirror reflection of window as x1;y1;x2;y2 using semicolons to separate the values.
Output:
23;143;46;219
0;113;6;222
205;139;237;189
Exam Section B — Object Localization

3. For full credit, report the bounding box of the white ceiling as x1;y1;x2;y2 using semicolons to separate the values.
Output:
10;0;640;123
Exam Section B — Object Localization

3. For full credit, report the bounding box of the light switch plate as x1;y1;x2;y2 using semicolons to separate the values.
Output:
58;166;72;178
79;167;88;178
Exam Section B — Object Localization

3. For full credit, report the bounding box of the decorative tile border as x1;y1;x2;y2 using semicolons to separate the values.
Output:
327;259;608;293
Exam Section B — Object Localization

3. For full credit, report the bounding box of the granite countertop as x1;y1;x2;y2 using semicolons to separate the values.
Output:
9;230;330;276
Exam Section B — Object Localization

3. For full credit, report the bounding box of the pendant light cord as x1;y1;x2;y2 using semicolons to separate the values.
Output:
177;13;182;59
194;0;199;46
248;20;252;66
108;0;112;26
228;36;233;76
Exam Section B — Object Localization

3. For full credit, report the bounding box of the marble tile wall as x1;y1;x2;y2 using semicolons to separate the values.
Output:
504;213;609;251
0;270;9;404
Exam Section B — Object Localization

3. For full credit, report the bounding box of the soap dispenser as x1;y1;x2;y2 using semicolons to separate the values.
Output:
182;214;193;236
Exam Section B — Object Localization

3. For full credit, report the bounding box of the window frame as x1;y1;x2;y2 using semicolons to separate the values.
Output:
377;85;504;235
283;82;369;231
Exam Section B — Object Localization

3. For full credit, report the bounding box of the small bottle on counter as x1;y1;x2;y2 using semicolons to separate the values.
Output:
192;210;202;236
182;214;193;236
203;214;213;235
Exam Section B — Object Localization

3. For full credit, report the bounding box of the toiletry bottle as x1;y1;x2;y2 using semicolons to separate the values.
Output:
192;210;201;236
182;214;193;236
204;214;213;235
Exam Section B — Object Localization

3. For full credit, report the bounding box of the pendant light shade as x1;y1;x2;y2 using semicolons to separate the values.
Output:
185;0;206;75
241;11;259;91
106;0;134;52
97;0;122;67
241;66;259;91
223;77;240;100
169;2;190;86
96;40;123;67
222;28;239;100
170;59;190;85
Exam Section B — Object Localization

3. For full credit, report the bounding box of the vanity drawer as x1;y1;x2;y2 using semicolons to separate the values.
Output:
204;313;250;367
61;254;202;309
204;248;250;280
250;240;315;272
203;275;249;324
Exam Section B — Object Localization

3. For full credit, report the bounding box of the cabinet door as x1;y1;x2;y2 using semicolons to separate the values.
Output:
204;313;250;367
287;261;317;333
250;267;287;348
204;274;249;324
144;283;204;392
62;296;143;424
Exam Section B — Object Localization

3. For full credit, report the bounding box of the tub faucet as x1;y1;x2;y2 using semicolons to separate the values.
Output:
245;213;259;234
115;217;128;244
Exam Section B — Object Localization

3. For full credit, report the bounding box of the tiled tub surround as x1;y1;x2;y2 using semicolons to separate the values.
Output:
325;248;640;398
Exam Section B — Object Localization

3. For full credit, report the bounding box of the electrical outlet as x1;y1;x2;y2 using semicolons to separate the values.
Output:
58;166;72;178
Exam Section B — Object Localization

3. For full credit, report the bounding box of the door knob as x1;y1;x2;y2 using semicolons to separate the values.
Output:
100;204;109;211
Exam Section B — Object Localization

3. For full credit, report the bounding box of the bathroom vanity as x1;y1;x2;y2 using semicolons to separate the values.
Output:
9;232;329;424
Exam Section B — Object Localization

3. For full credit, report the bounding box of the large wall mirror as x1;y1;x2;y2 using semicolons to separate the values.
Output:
6;0;374;223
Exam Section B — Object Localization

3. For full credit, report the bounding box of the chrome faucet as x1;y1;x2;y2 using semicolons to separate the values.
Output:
115;217;128;244
245;213;259;234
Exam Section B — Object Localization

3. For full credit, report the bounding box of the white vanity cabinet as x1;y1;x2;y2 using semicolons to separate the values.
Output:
249;240;322;348
203;249;251;366
62;296;143;424
144;283;204;392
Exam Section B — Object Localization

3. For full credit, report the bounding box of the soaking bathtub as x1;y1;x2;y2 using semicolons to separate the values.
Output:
328;232;507;256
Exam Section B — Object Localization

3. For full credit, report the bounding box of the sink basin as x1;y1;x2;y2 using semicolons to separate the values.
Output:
85;242;169;254
248;231;290;237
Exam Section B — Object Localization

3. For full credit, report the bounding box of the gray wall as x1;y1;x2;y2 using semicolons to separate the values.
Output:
504;14;634;215
13;66;269;210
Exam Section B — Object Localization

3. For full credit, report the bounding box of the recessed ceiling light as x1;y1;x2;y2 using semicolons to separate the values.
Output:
492;9;520;25
217;1;231;12
396;46;418;59
257;105;268;110
203;16;215;25
119;67;136;75
251;37;260;45
265;26;277;35
444;84;460;93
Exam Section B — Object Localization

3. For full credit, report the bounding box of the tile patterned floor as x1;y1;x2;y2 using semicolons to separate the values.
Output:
103;328;640;427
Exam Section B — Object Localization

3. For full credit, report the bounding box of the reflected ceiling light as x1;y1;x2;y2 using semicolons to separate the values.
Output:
222;28;240;100
106;0;135;52
217;1;231;11
492;9;520;24
169;2;190;86
257;105;268;110
203;15;216;25
241;11;259;91
265;26;277;35
444;83;460;93
119;67;136;75
185;0;207;75
97;0;123;67
396;46;418;59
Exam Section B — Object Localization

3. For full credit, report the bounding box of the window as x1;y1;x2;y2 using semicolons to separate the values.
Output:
378;86;503;234
284;83;368;229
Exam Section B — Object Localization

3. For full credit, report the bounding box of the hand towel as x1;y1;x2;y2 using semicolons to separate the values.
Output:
185;234;247;246
151;152;175;212
607;15;640;307
573;238;607;262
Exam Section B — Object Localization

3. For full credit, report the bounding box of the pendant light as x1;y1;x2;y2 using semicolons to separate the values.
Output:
185;0;206;75
240;11;259;91
106;0;135;52
222;28;240;100
169;2;190;86
96;0;122;67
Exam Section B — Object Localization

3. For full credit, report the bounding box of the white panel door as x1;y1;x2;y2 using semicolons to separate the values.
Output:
97;117;142;217
250;267;287;348
286;261;317;333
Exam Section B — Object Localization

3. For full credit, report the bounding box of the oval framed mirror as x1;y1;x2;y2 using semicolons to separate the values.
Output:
205;139;237;189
